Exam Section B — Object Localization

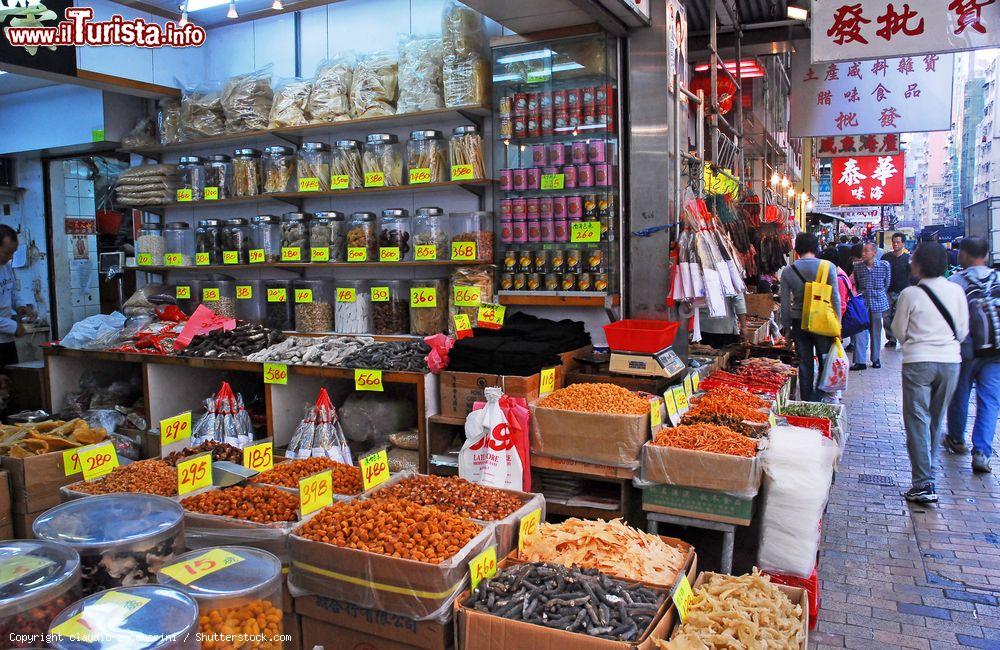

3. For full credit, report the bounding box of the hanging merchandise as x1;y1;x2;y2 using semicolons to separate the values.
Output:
191;382;254;448
459;387;530;491
284;388;353;464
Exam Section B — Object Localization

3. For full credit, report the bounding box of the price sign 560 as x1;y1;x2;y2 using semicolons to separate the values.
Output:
354;369;383;392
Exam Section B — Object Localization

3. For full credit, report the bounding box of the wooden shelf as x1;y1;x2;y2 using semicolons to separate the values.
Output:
545;501;624;520
530;453;635;480
498;291;614;308
134;260;493;273
428;414;468;426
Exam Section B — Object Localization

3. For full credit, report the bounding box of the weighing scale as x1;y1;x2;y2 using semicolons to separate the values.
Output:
604;319;687;379
609;345;686;379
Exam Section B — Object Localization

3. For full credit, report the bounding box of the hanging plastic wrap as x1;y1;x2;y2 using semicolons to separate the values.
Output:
190;382;253;448
284;388;352;464
179;80;226;139
307;55;354;122
221;66;274;132
157;98;182;144
396;34;444;113
441;0;489;107
269;77;312;127
350;51;398;118
122;116;156;148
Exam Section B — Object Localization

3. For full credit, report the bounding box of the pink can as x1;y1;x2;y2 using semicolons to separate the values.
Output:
526;167;542;190
513;168;528;191
554;218;569;243
500;217;513;244
553;197;567;219
567;195;583;219
548;144;567;166
595;164;612;187
562;165;578;189
539;218;554;243
526;198;540;218
577;164;594;187
512;197;527;220
500;169;513;191
571;141;588;164
542;166;560;177
512;220;528;244
540;197;554;220
587;140;606;163
527;218;541;243
500;198;513;219
531;144;548;167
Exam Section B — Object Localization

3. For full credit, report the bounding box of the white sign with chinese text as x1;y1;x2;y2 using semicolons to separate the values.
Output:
812;0;1000;63
838;208;882;224
814;133;901;157
789;49;954;137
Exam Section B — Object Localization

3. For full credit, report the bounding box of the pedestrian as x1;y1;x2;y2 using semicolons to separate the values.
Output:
892;242;969;504
698;293;748;348
820;241;840;265
836;235;854;272
944;236;1000;474
779;232;842;401
0;225;30;370
883;232;911;349
851;243;891;370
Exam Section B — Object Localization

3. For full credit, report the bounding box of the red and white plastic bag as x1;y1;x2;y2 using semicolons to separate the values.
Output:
459;387;530;491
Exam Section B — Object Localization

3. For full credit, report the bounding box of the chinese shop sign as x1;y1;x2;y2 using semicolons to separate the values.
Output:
831;154;905;207
790;50;953;137
812;0;1000;63
814;133;900;157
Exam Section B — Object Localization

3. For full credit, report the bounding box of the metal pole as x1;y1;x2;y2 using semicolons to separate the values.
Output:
710;0;718;165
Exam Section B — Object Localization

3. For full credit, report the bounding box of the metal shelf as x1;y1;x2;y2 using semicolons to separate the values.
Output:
134;260;492;273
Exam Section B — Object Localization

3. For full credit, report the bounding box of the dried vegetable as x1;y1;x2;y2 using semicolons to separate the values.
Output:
372;474;523;521
69;460;177;496
519;518;686;588
654;570;805;649
651;424;758;458
537;383;650;415
296;498;480;564
684;387;770;438
181;485;299;524
0;419;107;458
780;402;840;421
255;457;362;495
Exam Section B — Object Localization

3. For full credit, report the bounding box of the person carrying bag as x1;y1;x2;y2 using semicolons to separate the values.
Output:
792;260;842;338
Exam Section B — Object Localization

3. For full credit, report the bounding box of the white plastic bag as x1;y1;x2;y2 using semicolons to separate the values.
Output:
818;339;849;394
459;387;524;490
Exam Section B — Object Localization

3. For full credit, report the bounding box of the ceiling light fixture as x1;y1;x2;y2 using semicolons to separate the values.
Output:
271;0;282;9
787;3;808;21
178;0;189;25
770;171;780;186
181;0;227;11
226;0;237;18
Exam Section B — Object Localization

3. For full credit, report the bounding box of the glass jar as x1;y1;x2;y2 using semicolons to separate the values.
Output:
0;540;81;644
32;494;185;596
310;211;346;263
199;278;237;318
136;222;164;267
412;206;450;261
406;130;446;184
233;148;263;197
370;280;410;335
221;218;249;265
155;546;283;648
363;133;403;187
297;142;331;192
250;215;281;263
449;125;484;180
378;208;412;262
178;155;206;201
235;279;263;323
164;222;193;267
293;279;334;333
204;154;233;200
174;279;202;316
195;219;222;266
48;584;199;650
409;278;447;335
450;211;494;262
263;145;296;193
334;279;371;334
345;212;378;263
280;212;311;262
449;266;493;333
331;139;364;189
263;279;293;330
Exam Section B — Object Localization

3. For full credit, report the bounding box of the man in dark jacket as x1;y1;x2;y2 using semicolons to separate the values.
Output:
884;232;911;347
836;235;854;271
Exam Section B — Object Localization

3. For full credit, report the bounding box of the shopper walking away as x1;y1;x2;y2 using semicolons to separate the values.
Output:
851;244;891;370
892;243;969;504
884;232;912;348
945;236;1000;473
698;293;748;348
780;232;842;402
820;242;840;266
837;235;854;272
0;225;30;370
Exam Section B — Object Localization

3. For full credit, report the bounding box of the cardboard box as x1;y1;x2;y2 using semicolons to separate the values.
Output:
295;595;452;650
642;483;755;527
744;293;777;319
282;613;301;650
438;369;563;419
301;616;452;650
1;452;78;514
0;523;13;540
640;443;762;497
0;470;11;526
530;404;649;468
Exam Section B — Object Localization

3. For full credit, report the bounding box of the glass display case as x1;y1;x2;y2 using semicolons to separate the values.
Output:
491;33;620;302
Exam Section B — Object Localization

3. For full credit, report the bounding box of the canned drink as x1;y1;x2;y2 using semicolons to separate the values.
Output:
503;250;517;272
561;273;577;291
594;272;609;292
527;93;539;113
527;218;541;243
500;272;514;290
567;195;584;220
540;112;554;136
498;95;513;117
568;111;583;128
550;249;566;271
500;217;513;244
531;144;548;166
583;194;598;219
527;273;542;291
548;143;566;166
599;216;612;241
513;115;527;138
513;168;528;191
512;220;528;244
500;198;513;219
577;164;594;187
586;248;603;271
539;218;554;242
582;86;596;108
554;111;569;130
513;273;527;290
539;91;553;111
526;167;541;190
554;218;569;243
499;117;513;139
562;165;578;188
518;250;533;272
598;106;614;129
583;105;597;125
553;197;567;219
526;197;540;218
544;273;559;291
514;92;528;115
512;197;527;219
552;89;567;110
571;141;588;164
566;249;582;273
500;169;513;191
577;272;592;291
587;140;606;163
598;194;611;217
567;88;582;110
527;115;541;138
595;163;612;187
533;249;549;272
540;197;554;220
596;85;613;106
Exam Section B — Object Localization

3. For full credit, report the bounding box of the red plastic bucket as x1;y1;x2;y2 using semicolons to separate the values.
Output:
603;320;679;354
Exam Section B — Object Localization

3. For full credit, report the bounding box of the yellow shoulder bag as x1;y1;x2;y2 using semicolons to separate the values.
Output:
801;261;841;338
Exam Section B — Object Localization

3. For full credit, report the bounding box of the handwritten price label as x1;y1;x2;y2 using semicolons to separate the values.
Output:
160;548;244;586
673;386;689;412
539;367;556;396
477;303;506;329
410;287;437;308
202;287;220;302
51;591;150;642
298;177;320;192
294;289;313;304
370;286;389;302
347;247;367;262
311;247;330;262
408;167;431;184
195;252;210;266
469;546;498;591
242;441;273;472
0;555;55;588
364;171;385;188
176;188;193;202
165;253;183;267
331;174;350;190
337;288;357;303
266;288;287;303
414;244;438;261
650;397;663;431
518;509;542;553
137;253;152;266
379;247;401;262
354;369;383;392
453;314;472;334
223;250;239;265
79;442;119;481
360;449;390;490
453;286;481;307
299;470;333;516
281;247;302;262
540;173;565;190
451;164;475;181
684;374;693;397
451;241;476;261
692;373;700;393
176;285;191;300
768;411;778;428
63;449;82;476
249;249;266;264
570;221;600;243
664;390;678;420
672;574;694;622
159;411;191;446
204;186;219;201
177;453;212;495
236;285;252;300
263;363;287;385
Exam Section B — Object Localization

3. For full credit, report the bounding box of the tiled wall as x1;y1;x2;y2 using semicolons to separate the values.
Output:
52;160;101;335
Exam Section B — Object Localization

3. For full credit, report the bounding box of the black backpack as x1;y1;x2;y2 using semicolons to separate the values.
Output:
964;270;1000;358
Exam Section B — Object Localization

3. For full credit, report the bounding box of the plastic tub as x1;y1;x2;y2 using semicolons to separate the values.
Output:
603;319;679;354
164;222;194;267
195;219;222;266
136;222;164;267
235;279;264;323
334;279;371;334
293;279;334;333
280;212;311;262
48;585;198;650
0;540;81;644
32;494;185;596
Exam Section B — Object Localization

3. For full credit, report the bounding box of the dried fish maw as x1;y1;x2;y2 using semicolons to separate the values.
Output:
0;430;26;447
26;433;79;451
26;420;65;433
6;445;31;458
72;426;105;445
20;438;49;454
42;420;78;438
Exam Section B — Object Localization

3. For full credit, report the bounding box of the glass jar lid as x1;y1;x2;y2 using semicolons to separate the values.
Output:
224;218;248;227
314;211;344;221
197;219;222;228
452;125;479;136
156;546;281;604
263;145;294;156
251;215;280;225
334;139;361;149
281;212;312;222
366;133;398;145
164;222;190;230
0;540;80;617
381;208;409;219
409;130;443;141
178;156;205;164
415;207;444;217
208;154;232;163
140;222;163;231
350;211;376;222
300;142;330;152
33;494;184;551
234;148;261;157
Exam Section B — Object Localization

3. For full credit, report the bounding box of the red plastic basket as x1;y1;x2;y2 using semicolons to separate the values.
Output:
783;414;833;439
603;320;679;354
764;568;820;630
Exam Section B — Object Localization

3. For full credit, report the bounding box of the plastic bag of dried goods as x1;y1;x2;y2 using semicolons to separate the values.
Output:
178;79;226;138
269;77;312;127
307;54;354;122
221;65;274;132
122;116;156;148
441;0;488;107
312;389;352;465
350;51;398;118
157;98;182;144
460;387;526;491
396;34;443;113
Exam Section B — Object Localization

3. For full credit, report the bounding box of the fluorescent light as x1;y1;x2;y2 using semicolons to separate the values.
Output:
497;49;555;65
0;72;7;76
491;73;520;83
550;62;584;73
181;0;226;12
787;5;808;20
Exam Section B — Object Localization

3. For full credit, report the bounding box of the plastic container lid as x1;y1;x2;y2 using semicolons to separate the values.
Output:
139;222;163;231
48;585;198;650
155;546;281;605
0;540;80;617
366;133;397;145
224;218;248;227
178;156;205;164
334;139;361;149
264;145;294;156
33;495;184;553
208;154;232;163
234;148;261;157
410;129;443;140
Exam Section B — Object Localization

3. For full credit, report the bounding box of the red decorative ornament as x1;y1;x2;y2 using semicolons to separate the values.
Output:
689;69;738;114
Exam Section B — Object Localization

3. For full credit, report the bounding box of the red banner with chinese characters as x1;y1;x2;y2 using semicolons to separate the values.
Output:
831;154;905;207
815;133;900;157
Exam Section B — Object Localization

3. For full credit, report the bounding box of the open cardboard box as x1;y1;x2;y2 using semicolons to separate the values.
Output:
295;595;452;650
1;451;81;514
530;403;649;468
640;442;762;497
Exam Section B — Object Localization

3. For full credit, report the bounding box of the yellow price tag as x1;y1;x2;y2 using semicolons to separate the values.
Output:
176;188;193;202
195;252;210;266
673;386;689;412
203;186;219;201
379;247;401;262
159;411;191;446
249;249;266;264
177;453;212;495
370;286;389;302
364;171;385;188
518;509;542;553
165;253;183;267
78;443;119;481
453;285;481;307
176;285;191;300
236;285;252;300
692;373;700;393
337;287;357;303
347;247;367;262
243;441;274;472
410;287;437;308
570;221;601;243
768;412;777;428
62;448;82;477
451;241;476;261
664;391;678;419
223;250;239;265
451;164;475;181
295;288;313;304
469;546;498;591
354;369;384;392
539;368;556;396
51;591;150;642
453;314;472;332
540;173;565;190
263;363;288;385
360;448;390;490
202;287;220;302
672;574;694;622
684;374;693;397
414;244;438;261
331;174;350;190
299;470;333;516
650;397;663;430
281;247;302;262
0;555;54;588
298;177;320;192
477;303;506;329
266;288;287;303
159;548;245;585
311;247;330;262
408;167;431;184
137;253;152;266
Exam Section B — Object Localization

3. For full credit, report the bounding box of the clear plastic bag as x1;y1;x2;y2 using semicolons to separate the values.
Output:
441;0;488;107
396;34;443;113
221;65;274;132
308;55;354;123
350;51;398;118
122;116;156;148
179;79;226;139
269;77;312;127
157;98;182;144
60;312;127;350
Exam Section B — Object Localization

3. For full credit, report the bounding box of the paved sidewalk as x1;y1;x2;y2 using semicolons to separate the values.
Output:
813;348;1000;649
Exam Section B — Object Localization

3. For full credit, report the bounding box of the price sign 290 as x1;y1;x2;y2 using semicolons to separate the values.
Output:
159;411;191;446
